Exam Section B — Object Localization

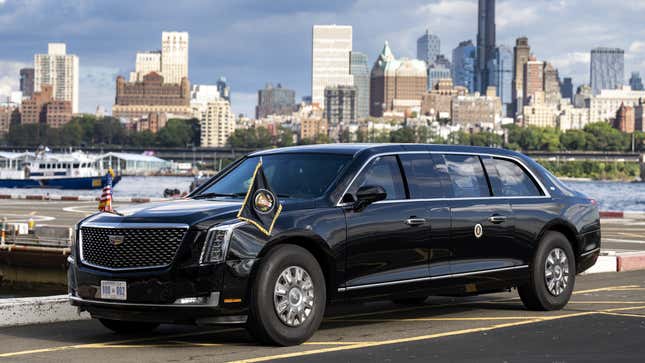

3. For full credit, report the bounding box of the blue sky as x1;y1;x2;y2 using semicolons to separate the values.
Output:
1;0;645;117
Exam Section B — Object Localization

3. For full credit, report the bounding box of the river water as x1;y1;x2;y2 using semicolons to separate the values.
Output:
0;176;643;212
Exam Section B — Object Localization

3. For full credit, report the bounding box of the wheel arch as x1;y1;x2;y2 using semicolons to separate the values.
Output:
536;219;580;268
253;234;338;301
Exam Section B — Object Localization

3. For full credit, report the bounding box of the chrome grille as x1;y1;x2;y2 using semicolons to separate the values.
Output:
80;225;187;270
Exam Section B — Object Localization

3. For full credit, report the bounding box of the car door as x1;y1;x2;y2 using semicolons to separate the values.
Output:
398;153;452;277
439;153;519;275
343;154;432;290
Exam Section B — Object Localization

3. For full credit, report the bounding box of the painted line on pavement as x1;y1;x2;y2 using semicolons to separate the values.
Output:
227;305;645;363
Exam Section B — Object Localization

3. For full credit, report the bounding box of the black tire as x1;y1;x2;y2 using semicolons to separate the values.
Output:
99;319;159;334
246;244;326;346
519;231;576;311
392;297;427;305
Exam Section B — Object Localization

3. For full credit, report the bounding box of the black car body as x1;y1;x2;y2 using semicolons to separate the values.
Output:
68;144;600;345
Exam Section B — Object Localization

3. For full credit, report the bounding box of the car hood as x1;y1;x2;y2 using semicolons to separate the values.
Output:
81;198;316;227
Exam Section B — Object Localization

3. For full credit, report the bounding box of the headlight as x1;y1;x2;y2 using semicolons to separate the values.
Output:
70;223;80;259
200;222;245;264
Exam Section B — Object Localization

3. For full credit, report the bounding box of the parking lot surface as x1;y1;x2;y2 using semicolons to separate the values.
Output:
0;270;644;362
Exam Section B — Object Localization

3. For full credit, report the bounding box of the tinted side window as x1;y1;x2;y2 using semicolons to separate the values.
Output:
443;154;490;198
355;156;406;200
399;154;449;198
490;158;542;197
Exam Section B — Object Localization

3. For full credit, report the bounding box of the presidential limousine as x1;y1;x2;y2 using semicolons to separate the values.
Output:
68;144;600;346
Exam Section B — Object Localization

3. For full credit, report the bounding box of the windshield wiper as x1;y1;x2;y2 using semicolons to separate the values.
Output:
193;192;247;199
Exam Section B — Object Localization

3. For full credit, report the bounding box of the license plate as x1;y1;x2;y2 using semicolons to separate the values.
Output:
100;281;127;300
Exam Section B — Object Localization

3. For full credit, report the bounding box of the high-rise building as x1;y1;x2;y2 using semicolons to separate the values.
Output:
311;25;354;107
590;86;645;122
544;62;562;105
560;77;574;102
20;84;72;127
417;29;440;65
112;73;191;120
256;83;296;119
0;105;18;136
512;37;531;114
574;85;592;108
590;47;624;95
427;60;452;90
524;57;544;103
200;99;235;147
452;40;476;93
34;43;79;113
350;51;370;119
324;85;356;126
487;45;513;114
216;77;230;102
130;51;162;82
370;41;427;117
475;0;496;93
19;68;34;97
629;72;644;91
161;32;189;84
190;84;220;119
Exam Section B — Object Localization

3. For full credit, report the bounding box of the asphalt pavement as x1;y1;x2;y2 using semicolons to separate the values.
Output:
0;271;643;362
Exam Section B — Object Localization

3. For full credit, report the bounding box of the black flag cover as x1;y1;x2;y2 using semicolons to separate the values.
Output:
237;159;283;236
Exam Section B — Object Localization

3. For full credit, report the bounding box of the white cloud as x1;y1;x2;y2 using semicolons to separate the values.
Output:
0;60;28;99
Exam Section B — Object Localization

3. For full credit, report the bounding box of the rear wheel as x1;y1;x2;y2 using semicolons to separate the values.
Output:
99;319;159;334
246;244;326;346
519;231;575;311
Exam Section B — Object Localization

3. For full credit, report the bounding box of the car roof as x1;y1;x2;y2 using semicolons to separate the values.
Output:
249;143;522;159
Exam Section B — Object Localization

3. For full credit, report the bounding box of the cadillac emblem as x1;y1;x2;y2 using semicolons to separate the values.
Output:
253;189;275;214
108;235;125;246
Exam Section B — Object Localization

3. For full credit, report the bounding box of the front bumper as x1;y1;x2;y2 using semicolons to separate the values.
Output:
67;256;256;324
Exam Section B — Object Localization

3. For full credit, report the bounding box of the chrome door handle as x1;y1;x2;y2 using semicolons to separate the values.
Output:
404;218;427;226
488;215;507;224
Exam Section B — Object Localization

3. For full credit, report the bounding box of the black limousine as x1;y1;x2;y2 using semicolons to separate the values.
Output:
68;144;600;346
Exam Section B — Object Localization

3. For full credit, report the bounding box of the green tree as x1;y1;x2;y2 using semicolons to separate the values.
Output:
560;129;587;150
389;127;416;143
156;119;193;147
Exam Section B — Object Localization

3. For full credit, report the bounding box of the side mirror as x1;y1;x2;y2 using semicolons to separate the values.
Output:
355;185;387;208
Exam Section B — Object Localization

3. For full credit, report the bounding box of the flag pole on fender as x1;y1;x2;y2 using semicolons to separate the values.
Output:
237;158;282;236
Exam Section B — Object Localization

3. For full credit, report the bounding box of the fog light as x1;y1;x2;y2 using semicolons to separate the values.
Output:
173;292;220;306
174;297;208;305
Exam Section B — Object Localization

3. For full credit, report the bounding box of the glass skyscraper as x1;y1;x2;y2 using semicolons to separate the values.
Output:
487;45;513;114
452;40;476;93
475;0;496;93
590;47;624;95
417;29;441;65
350;51;370;119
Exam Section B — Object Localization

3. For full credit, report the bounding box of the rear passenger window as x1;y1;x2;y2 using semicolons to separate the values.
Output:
489;158;542;197
399;154;448;198
443;154;490;198
355;156;406;200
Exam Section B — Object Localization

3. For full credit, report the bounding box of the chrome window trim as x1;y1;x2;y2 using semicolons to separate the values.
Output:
337;265;529;292
199;221;246;265
335;151;551;207
78;222;189;272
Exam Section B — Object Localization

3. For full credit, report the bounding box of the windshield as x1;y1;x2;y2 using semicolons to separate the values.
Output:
197;153;353;199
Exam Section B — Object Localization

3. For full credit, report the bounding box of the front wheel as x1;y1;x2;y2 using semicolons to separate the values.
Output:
99;319;159;334
519;231;576;311
246;245;326;346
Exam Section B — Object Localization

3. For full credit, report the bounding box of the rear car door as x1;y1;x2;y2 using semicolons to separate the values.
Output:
343;154;432;289
398;153;452;277
439;154;519;274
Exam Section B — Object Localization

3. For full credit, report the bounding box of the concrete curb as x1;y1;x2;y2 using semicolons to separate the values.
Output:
582;251;645;274
0;295;89;328
0;194;167;203
600;211;645;219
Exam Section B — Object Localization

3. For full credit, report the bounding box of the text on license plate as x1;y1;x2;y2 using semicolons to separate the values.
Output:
100;281;127;300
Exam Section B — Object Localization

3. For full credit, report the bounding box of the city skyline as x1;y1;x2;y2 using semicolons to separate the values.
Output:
1;0;645;117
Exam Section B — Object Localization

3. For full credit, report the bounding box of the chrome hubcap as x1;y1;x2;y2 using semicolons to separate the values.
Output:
273;266;314;327
544;248;570;296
